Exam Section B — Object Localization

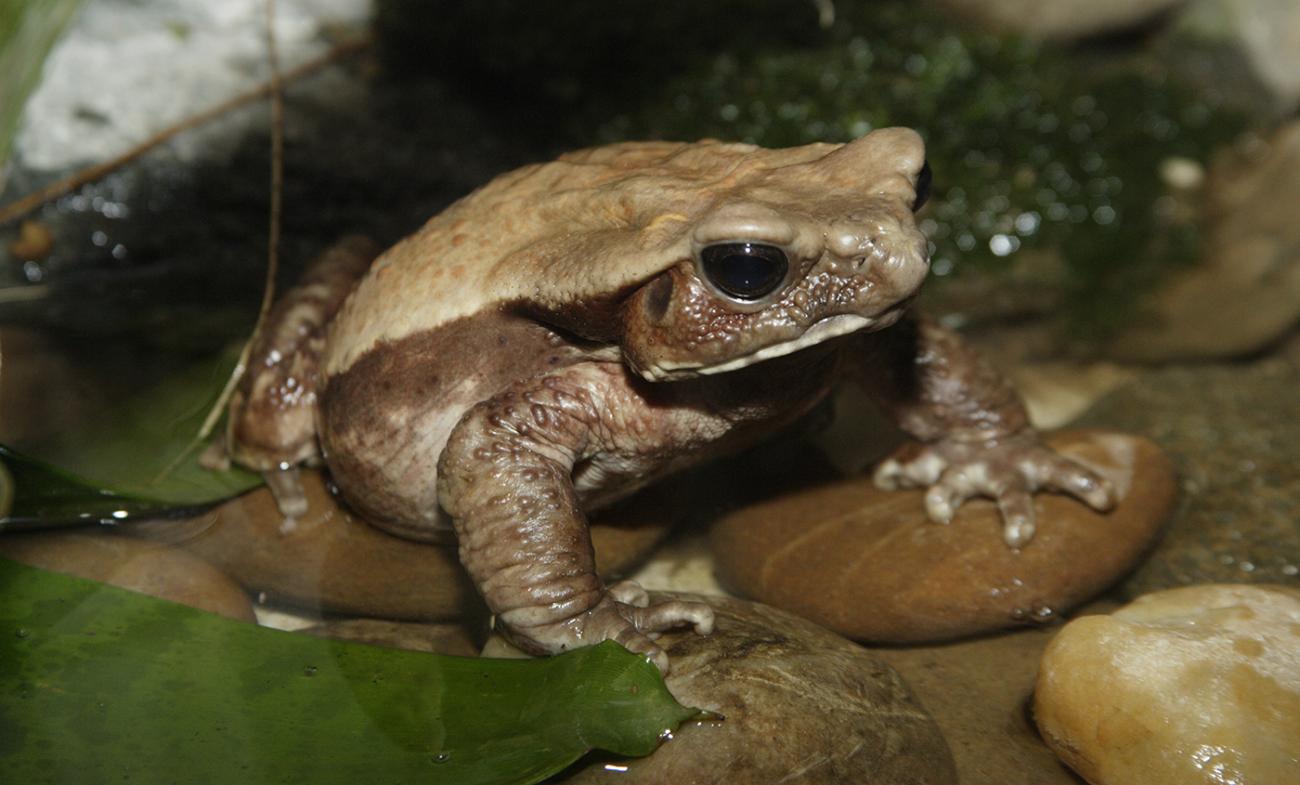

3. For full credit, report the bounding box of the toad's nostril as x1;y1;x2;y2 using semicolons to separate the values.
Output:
828;229;865;260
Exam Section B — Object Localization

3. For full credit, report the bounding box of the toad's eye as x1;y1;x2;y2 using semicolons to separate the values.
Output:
699;242;789;302
913;160;932;212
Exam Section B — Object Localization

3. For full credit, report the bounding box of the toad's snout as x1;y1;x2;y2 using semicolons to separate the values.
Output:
826;214;914;270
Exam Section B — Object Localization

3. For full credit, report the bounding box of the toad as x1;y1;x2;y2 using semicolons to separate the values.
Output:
219;129;1115;671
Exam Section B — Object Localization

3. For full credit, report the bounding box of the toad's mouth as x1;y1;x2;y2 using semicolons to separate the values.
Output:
639;313;874;381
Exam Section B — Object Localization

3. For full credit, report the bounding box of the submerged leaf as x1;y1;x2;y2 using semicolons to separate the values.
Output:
0;557;698;785
0;348;261;529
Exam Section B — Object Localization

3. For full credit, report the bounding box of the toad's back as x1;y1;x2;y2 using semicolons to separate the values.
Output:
321;139;844;377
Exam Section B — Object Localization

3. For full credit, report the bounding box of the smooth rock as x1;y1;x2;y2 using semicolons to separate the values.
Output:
299;618;479;657
1034;584;1300;785
132;469;673;621
554;593;957;785
0;532;255;621
711;430;1175;643
926;0;1185;40
1077;361;1300;593
1112;121;1300;361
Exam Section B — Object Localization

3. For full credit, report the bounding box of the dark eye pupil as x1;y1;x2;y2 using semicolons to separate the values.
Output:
700;243;789;301
913;160;932;212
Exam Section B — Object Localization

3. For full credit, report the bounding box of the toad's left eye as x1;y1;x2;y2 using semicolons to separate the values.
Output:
699;242;790;302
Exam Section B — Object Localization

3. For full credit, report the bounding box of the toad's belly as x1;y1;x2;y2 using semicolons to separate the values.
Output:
317;312;589;540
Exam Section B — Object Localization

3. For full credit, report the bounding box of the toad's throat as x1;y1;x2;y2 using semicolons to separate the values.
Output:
641;313;873;381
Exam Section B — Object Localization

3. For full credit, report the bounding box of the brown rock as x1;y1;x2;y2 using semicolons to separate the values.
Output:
299;618;480;657
132;469;672;621
711;429;1175;642
0;531;255;621
1034;584;1300;785
1112;121;1300;361
1077;361;1300;593
557;593;957;785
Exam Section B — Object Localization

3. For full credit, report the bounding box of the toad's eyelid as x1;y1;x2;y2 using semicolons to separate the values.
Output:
690;205;799;248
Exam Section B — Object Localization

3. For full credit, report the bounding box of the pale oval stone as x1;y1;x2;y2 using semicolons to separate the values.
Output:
129;469;672;621
0;532;255;621
553;593;958;785
928;0;1185;40
711;430;1175;642
1034;584;1300;785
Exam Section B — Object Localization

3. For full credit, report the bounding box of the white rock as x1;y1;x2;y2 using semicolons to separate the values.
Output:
14;0;370;172
926;0;1186;40
1035;584;1300;785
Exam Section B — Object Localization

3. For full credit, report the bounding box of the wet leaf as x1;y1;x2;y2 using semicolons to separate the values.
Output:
0;557;698;784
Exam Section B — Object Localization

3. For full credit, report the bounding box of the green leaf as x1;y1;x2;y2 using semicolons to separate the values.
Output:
0;557;698;784
0;0;83;175
0;348;262;529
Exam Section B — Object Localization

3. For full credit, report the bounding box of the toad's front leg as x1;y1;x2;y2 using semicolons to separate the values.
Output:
437;364;714;673
852;314;1117;547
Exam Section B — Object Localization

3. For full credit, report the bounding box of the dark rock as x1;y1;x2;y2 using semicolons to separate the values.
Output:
0;531;255;621
1077;361;1300;594
557;593;957;785
711;430;1175;642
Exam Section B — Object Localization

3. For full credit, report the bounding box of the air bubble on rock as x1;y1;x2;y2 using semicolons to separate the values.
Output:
22;261;43;282
15;628;29;639
431;753;450;764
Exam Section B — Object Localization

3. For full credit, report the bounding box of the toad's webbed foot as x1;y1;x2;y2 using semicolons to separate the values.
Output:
499;581;714;674
874;432;1117;547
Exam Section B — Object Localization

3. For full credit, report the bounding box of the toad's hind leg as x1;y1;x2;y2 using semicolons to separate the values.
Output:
220;235;380;516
